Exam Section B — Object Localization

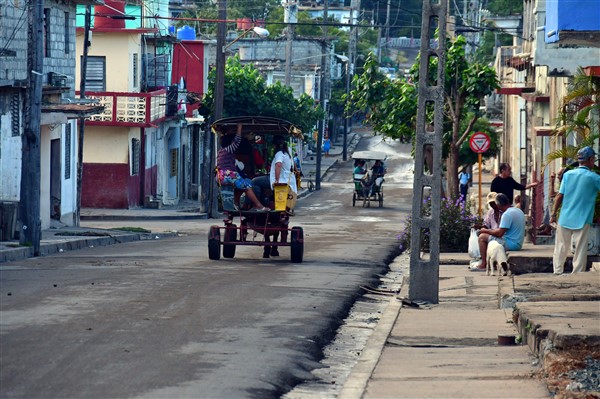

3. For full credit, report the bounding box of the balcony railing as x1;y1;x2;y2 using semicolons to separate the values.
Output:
495;46;536;95
76;89;167;127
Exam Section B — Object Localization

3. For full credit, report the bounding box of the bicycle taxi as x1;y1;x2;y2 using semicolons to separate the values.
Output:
351;150;387;208
208;116;304;263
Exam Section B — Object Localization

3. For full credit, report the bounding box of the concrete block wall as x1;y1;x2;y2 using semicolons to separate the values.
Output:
42;2;77;98
0;1;29;85
0;0;77;96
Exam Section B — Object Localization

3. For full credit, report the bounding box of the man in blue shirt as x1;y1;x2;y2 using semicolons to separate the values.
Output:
551;146;600;274
474;193;525;271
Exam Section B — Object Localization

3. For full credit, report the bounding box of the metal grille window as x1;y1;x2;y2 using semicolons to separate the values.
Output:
11;94;20;137
132;53;138;88
64;123;71;179
64;12;70;54
83;56;106;92
131;138;140;175
170;148;178;177
44;8;51;57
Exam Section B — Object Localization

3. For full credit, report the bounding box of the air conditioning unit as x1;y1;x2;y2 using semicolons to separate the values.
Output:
48;72;68;87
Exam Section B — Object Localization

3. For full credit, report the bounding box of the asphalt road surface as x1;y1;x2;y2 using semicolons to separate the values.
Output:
0;134;414;399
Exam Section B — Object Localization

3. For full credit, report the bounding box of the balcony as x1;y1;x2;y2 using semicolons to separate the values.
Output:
76;89;168;127
494;46;536;95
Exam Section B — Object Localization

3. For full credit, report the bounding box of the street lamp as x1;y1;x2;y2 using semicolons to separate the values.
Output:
223;26;270;52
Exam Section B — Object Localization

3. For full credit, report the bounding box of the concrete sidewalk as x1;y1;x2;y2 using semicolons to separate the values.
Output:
340;255;600;399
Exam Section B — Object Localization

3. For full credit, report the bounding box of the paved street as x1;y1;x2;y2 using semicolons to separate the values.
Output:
0;134;414;398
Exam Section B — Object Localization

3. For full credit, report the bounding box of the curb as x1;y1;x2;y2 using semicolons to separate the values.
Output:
0;232;178;264
338;277;405;399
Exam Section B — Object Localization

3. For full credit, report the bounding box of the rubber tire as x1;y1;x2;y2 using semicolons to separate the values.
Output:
208;225;221;260
223;224;237;258
290;226;304;263
352;193;356;207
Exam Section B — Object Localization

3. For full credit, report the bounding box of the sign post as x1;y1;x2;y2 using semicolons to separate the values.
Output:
469;132;491;217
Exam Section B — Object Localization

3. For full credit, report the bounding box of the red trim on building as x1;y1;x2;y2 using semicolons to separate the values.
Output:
76;27;157;34
496;87;523;96
535;127;554;136
583;66;600;77
520;93;550;102
82;163;130;208
506;56;531;71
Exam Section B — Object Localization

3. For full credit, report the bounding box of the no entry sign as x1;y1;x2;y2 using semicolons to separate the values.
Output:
469;132;491;153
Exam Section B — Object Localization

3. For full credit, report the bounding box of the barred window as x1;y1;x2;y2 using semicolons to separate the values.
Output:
11;94;20;137
64;123;71;179
132;53;138;88
64;12;70;54
170;148;178;177
131;138;140;175
44;8;51;57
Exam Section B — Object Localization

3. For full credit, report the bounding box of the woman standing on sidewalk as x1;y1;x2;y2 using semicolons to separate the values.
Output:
322;136;331;156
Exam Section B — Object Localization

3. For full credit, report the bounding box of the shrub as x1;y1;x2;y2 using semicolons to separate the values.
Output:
397;196;480;253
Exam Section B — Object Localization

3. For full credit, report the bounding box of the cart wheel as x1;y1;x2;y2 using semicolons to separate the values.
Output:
208;225;221;260
290;226;304;263
352;193;356;207
223;224;237;258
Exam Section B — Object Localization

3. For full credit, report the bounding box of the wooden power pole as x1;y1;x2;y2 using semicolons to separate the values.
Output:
19;0;44;254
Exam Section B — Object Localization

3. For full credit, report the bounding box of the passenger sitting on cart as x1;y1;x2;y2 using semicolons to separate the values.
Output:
362;160;386;196
216;124;269;212
354;160;366;192
354;159;366;174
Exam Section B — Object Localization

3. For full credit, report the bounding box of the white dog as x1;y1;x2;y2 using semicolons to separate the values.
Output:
486;240;511;277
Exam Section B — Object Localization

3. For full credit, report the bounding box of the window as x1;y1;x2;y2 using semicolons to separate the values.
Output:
83;56;106;91
170;149;178;177
132;53;138;88
44;8;51;57
64;12;70;54
131;138;140;175
11;94;20;137
64;123;71;179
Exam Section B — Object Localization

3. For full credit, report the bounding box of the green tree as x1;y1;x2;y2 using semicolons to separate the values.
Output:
198;57;323;134
547;67;600;164
348;36;500;197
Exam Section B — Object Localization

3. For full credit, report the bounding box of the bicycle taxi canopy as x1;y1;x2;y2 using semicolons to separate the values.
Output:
351;150;387;161
211;116;303;139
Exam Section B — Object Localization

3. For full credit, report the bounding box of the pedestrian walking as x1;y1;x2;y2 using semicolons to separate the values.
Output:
551;146;600;274
490;163;538;205
322;136;331;156
458;168;470;201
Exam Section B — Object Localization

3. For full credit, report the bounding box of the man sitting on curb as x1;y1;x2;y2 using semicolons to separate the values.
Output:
473;193;525;271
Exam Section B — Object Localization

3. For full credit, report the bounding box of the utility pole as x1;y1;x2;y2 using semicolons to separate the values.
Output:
208;0;227;218
76;5;91;226
19;0;43;254
342;58;349;161
384;0;391;62
284;1;297;86
408;0;447;304
315;2;328;191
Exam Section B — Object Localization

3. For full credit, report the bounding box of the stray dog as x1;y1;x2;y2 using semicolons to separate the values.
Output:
486;240;511;277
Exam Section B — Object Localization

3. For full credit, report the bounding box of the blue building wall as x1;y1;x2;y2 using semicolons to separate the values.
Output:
545;0;600;43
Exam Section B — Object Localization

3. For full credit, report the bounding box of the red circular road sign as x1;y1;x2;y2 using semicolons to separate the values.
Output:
469;132;491;153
